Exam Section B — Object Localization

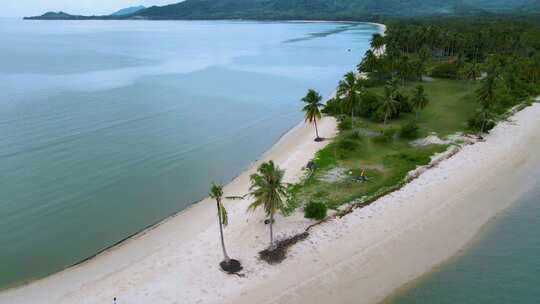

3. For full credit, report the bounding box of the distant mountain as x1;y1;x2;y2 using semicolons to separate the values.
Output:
24;0;540;21
112;6;146;16
23;11;97;20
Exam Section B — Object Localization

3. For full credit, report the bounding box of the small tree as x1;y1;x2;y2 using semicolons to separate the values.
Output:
380;86;400;125
304;201;328;220
411;84;429;119
338;72;361;129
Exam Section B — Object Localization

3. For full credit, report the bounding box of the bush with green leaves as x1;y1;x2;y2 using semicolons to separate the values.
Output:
358;91;382;119
373;128;396;144
322;97;341;116
304;201;328;220
338;139;359;151
338;117;352;131
399;121;420;139
467;111;496;132
430;63;459;79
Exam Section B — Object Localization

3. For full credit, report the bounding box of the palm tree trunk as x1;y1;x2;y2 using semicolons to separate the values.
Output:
479;117;486;139
351;108;354;130
216;201;230;262
269;212;274;249
314;118;320;140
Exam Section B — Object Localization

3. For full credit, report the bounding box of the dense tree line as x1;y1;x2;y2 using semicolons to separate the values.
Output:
325;15;540;133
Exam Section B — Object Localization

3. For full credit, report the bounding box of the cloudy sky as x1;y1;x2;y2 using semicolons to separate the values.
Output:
2;0;178;17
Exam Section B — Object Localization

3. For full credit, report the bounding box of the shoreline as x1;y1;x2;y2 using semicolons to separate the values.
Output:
226;101;540;304
2;98;539;303
0;20;385;298
0;113;340;303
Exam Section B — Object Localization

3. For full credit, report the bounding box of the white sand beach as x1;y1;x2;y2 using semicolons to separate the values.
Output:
2;100;540;304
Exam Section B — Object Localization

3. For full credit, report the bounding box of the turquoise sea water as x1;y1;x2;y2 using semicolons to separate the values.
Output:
388;179;540;303
0;19;377;288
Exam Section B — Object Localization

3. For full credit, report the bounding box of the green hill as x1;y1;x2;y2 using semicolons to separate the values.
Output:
24;0;540;20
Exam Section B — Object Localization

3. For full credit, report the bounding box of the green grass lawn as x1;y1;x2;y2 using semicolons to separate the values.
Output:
367;79;478;137
286;78;477;213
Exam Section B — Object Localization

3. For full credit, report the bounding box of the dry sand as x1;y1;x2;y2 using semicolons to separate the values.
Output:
2;101;540;304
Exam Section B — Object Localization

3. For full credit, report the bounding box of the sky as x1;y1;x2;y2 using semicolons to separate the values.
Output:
2;0;179;17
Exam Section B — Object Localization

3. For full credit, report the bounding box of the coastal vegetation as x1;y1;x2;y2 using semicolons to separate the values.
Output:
209;15;540;266
288;15;540;226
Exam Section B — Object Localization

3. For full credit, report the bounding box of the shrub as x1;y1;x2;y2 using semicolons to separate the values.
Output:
430;63;458;79
322;97;342;116
304;201;328;220
358;91;382;119
373;128;396;144
338;139;359;151
399;121;420;139
348;130;363;140
338;116;352;131
467;112;496;132
395;92;412;114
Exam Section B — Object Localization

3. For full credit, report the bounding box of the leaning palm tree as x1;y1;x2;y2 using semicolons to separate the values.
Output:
248;161;287;249
411;84;429;119
337;72;361;128
381;86;400;125
302;89;323;142
210;183;241;273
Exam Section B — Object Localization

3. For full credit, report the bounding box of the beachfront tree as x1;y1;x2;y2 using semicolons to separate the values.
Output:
358;49;378;73
338;72;361;128
476;73;499;109
210;183;242;273
381;86;400;125
371;33;385;53
248;161;287;249
302;89;324;142
411;84;429;119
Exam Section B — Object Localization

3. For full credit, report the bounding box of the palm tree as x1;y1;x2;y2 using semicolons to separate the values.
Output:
248;161;287;249
358;49;378;73
460;63;481;81
477;106;494;139
411;84;429;119
381;86;400;125
476;73;498;109
210;183;241;272
337;72;361;129
371;33;385;54
302;89;323;142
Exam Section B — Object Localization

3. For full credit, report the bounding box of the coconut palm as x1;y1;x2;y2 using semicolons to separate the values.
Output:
248;161;287;249
411;84;429;119
460;62;481;81
477;106;494;138
358;49;378;73
476;73;499;109
210;183;241;272
371;33;385;53
381;86;400;125
337;72;361;129
302;89;323;141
